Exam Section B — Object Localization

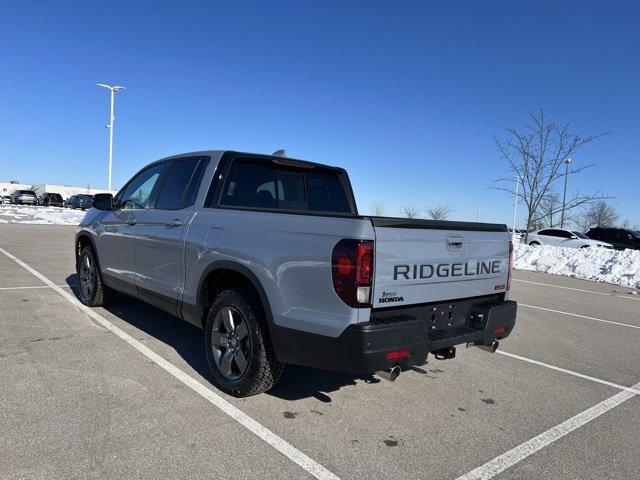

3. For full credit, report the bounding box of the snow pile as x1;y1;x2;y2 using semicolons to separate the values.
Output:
514;242;640;289
0;205;86;225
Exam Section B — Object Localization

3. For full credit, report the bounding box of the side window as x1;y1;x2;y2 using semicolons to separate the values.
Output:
155;158;202;210
119;163;166;210
221;160;277;208
538;229;552;236
558;230;573;238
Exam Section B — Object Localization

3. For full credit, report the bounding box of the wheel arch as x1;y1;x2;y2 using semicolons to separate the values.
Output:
75;231;102;272
195;261;276;335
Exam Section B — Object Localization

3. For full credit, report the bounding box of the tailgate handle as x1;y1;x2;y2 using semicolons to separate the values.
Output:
447;235;463;250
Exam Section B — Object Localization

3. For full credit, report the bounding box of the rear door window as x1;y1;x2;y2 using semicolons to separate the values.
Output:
155;157;204;210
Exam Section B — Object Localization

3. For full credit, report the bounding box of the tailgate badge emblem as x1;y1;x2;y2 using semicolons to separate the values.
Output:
447;235;463;251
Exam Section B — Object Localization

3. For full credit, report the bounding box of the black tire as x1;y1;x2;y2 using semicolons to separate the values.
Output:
529;241;540;246
581;245;590;249
204;288;284;397
77;245;112;307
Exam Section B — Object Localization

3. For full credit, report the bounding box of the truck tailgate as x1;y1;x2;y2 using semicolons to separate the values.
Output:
370;218;510;308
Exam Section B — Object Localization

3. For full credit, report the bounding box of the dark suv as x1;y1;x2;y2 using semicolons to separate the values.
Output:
585;228;640;251
41;192;64;207
66;194;93;210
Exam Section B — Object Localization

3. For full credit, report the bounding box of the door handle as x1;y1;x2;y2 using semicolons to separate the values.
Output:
166;219;183;228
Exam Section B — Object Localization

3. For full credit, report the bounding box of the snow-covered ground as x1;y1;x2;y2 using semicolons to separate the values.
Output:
0;205;86;225
514;242;640;290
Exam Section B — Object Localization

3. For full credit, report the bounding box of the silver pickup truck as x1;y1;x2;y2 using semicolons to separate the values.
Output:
76;150;517;397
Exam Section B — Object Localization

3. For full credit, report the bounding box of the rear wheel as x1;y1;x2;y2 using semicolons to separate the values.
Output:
204;288;284;397
529;241;540;246
77;245;112;307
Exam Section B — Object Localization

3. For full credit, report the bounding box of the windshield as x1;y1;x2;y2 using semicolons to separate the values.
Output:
571;231;590;239
18;190;36;195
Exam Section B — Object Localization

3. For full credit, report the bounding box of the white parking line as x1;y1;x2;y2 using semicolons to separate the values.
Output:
513;278;639;301
520;303;640;330
455;380;640;480
0;284;75;291
497;350;640;395
0;247;340;480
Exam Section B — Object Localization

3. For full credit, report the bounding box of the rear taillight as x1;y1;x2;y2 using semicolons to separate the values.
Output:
506;240;514;290
332;239;374;307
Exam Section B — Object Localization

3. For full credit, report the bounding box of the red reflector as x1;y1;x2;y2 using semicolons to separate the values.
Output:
493;326;507;335
337;257;352;276
386;349;410;360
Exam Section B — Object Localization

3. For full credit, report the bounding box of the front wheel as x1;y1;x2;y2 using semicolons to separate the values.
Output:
204;288;284;397
77;245;112;307
529;241;540;246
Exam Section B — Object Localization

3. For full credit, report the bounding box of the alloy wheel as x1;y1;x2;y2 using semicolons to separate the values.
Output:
210;307;251;380
78;254;95;300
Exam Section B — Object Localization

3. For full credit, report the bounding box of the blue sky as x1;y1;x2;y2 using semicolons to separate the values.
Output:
1;1;638;226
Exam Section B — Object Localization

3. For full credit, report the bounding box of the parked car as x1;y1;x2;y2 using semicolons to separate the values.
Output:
585;227;640;251
1;195;12;204
66;194;93;210
508;228;527;240
10;189;38;205
41;192;64;207
75;150;517;397
526;228;612;249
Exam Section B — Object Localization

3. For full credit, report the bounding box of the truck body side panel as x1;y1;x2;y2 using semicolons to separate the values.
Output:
183;208;375;337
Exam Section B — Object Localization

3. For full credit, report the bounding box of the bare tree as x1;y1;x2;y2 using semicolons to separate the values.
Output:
425;204;452;220
492;108;609;242
537;193;561;228
370;202;387;217
581;200;619;229
400;205;422;218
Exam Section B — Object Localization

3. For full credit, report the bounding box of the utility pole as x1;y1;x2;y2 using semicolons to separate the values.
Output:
560;157;572;228
97;84;126;192
512;176;520;241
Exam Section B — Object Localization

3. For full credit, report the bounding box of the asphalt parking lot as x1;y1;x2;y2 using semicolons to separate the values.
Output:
1;224;638;480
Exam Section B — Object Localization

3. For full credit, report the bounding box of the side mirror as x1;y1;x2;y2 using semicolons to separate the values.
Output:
571;235;578;239
93;193;113;211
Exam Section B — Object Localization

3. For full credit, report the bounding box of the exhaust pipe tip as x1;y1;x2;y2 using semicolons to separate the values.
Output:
377;366;401;382
468;340;499;353
481;340;500;353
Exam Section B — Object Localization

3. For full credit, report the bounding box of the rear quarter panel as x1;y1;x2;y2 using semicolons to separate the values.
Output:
183;209;375;337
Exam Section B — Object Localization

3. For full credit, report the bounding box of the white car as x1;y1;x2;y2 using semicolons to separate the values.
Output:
526;228;612;249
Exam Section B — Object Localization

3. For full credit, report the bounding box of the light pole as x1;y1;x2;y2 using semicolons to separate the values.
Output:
97;83;126;192
560;157;571;228
512;176;520;241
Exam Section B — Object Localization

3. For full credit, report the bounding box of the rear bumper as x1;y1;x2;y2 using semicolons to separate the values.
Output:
272;298;517;374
